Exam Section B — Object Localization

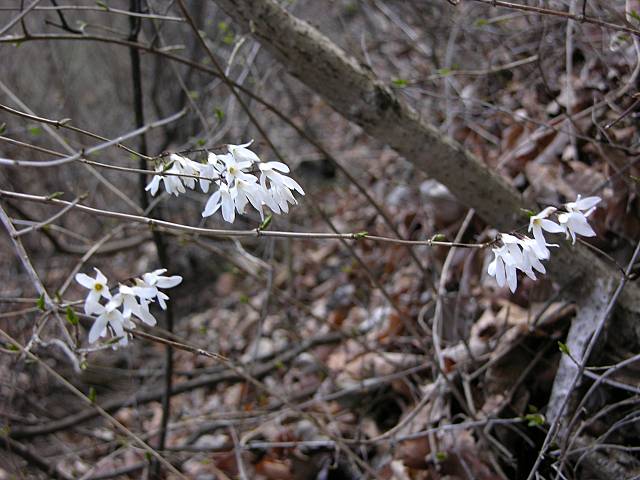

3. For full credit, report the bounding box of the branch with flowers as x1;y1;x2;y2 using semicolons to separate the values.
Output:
4;146;603;350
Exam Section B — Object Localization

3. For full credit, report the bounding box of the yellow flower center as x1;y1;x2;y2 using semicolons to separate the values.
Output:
94;283;104;292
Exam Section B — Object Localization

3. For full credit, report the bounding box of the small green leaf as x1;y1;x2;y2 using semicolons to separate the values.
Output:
27;125;42;136
214;108;225;122
47;191;65;200
259;214;273;230
36;294;45;311
354;231;368;239
436;67;453;77
145;451;153;462
431;233;446;242
558;341;570;356
520;208;536;217
239;294;249;304
7;343;19;352
392;78;408;88
88;387;97;404
95;0;108;10
0;123;6;135
66;306;79;326
474;18;488;27
218;21;228;33
223;33;235;45
196;138;206;147
344;2;358;15
435;451;448;462
524;413;545;427
630;10;640;23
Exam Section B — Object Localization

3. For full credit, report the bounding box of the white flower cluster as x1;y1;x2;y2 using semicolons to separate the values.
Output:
488;195;601;292
75;268;182;346
146;141;305;223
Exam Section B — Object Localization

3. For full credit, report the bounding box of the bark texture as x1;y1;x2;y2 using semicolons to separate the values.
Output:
211;0;640;315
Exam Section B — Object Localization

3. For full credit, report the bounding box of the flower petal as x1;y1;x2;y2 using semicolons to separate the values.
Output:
156;275;182;289
75;273;94;289
88;315;109;343
540;219;564;233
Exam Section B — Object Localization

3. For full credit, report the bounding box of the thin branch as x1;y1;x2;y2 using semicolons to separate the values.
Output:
0;202;74;346
0;4;185;21
0;0;41;36
0;105;187;167
0;189;490;248
13;196;83;237
0;435;73;480
0;328;186;479
466;0;640;36
7;330;347;439
526;237;640;480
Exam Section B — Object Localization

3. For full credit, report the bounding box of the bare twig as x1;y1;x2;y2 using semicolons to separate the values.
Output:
0;189;491;248
526;238;640;480
0;328;186;479
0;0;41;36
466;0;640;36
0;105;186;167
13;196;83;237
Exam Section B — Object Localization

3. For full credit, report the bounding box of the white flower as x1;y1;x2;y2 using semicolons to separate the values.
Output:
75;268;112;315
565;195;601;214
528;206;563;254
142;269;183;289
145;164;186;197
558;195;601;244
558;211;597;244
519;236;549;280
170;154;199;190
88;294;126;344
220;152;255;184
488;245;519;293
119;284;157;326
487;234;523;293
196;154;221;193
233;177;265;219
136;269;182;310
259;161;305;214
228;140;261;165
202;183;235;222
